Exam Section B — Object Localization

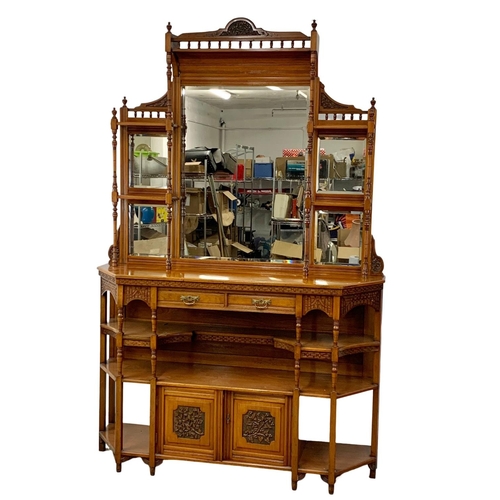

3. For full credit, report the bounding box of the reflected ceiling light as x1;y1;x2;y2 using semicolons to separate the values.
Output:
315;279;329;286
297;90;308;99
267;86;283;91
210;89;231;99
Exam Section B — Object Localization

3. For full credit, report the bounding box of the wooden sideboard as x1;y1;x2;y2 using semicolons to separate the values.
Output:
98;17;384;495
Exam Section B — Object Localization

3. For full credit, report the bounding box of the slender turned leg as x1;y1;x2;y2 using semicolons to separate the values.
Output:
149;376;157;476
99;292;108;452
369;461;377;479
321;475;335;495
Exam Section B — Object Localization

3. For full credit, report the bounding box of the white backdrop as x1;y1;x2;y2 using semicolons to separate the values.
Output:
1;1;499;499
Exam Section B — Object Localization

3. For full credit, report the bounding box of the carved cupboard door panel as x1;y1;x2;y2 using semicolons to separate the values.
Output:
226;392;291;466
159;387;222;461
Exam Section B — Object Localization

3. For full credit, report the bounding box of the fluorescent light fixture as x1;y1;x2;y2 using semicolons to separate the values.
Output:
210;89;231;99
297;90;308;99
267;86;283;91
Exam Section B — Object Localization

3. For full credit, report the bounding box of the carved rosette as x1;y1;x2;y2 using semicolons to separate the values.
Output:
242;410;275;445
173;406;205;440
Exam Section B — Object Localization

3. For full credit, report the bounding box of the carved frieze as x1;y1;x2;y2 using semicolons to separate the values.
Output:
303;295;333;315
196;334;273;345
301;351;331;361
242;410;275;445
341;286;382;315
100;275;117;303
173;406;205;440
339;345;379;357
124;286;151;306
117;279;343;296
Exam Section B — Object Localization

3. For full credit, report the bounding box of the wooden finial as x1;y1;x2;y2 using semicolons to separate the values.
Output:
311;20;317;30
167;22;172;32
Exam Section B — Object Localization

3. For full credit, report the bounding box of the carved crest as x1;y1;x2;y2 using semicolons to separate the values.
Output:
217;18;265;37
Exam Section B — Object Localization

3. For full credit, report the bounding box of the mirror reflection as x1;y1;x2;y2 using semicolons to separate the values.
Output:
181;86;309;261
129;134;168;188
316;137;366;193
315;210;363;265
129;203;168;256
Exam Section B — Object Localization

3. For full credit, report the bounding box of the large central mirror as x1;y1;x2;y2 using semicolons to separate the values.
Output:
181;85;310;262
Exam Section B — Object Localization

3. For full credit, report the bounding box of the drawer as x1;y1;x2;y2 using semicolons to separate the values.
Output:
227;293;296;314
158;289;225;308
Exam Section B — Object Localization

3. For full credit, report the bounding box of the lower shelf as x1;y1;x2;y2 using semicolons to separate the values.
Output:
101;424;375;477
100;423;149;457
298;440;375;476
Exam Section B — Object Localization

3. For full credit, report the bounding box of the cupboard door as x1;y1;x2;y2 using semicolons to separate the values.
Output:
227;393;290;467
159;387;221;461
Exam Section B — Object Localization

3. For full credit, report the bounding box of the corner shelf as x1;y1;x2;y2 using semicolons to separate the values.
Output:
298;440;375;476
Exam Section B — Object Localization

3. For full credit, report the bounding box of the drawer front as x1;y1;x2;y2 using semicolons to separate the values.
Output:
227;293;296;314
158;289;225;308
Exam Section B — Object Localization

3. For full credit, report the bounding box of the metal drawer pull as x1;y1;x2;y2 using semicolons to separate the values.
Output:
252;299;271;310
180;295;200;305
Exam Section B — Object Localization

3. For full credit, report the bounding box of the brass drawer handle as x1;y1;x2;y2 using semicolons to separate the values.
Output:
180;295;200;306
252;299;271;310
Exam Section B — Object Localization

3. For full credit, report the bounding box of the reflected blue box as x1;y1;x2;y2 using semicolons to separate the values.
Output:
254;163;273;178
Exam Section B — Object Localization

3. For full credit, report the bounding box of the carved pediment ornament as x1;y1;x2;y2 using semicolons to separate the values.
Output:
319;83;365;114
182;17;309;40
133;92;169;111
217;18;265;37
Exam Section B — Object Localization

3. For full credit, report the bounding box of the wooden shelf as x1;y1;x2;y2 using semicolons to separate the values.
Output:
298;440;375;476
101;319;194;341
100;423;149;457
274;333;380;357
101;359;377;397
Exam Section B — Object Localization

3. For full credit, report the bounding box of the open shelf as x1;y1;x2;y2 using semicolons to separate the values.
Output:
100;423;149;457
101;359;377;397
101;318;194;341
274;333;380;358
298;440;375;476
